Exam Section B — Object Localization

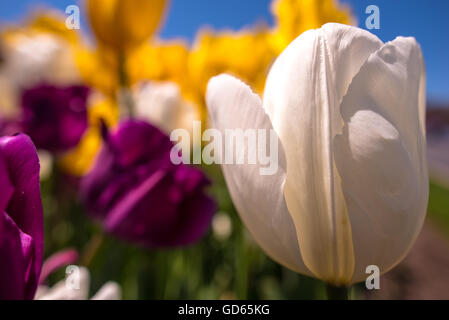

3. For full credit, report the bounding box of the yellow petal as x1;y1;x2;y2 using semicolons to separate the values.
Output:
270;0;354;53
86;0;167;52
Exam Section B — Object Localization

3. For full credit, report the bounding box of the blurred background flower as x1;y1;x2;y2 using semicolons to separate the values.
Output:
81;119;215;247
86;0;167;53
20;84;89;153
135;81;198;135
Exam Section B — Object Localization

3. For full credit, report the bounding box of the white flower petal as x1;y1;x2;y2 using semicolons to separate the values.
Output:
135;82;181;133
334;36;428;283
263;23;383;284
206;74;310;275
34;286;50;300
38;150;53;180
1;34;79;88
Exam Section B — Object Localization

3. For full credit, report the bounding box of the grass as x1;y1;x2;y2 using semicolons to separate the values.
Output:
428;181;449;235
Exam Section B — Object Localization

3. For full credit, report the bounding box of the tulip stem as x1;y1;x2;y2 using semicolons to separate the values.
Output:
325;284;350;300
81;233;105;267
117;52;135;118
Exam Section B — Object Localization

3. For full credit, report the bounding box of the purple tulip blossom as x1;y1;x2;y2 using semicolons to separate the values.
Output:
20;84;89;153
0;118;21;137
81;120;215;247
0;134;44;300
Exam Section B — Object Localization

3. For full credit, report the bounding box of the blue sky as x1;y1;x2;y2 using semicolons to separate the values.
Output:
0;0;448;103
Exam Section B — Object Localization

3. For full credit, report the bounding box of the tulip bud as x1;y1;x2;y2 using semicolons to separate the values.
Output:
86;0;167;52
206;23;428;286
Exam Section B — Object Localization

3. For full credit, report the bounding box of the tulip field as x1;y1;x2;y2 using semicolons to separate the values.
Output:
1;0;449;301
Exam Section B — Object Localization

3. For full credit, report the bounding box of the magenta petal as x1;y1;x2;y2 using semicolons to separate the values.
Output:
0;134;43;300
20;84;89;153
170;186;216;246
81;120;215;248
105;170;167;232
39;249;79;285
0;151;14;214
0;212;35;300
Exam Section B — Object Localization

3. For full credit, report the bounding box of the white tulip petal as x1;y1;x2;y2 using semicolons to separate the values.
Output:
136;82;181;132
91;282;121;300
36;281;69;300
135;82;181;133
263;23;382;284
34;286;50;300
334;36;428;283
2;34;79;88
136;81;199;138
206;74;311;275
38;150;54;180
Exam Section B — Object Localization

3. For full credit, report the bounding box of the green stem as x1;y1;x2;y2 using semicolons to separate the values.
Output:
235;226;248;299
80;233;105;267
325;284;350;300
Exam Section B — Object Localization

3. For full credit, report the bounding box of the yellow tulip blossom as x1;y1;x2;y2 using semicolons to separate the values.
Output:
270;0;354;53
128;40;190;86
86;0;168;52
75;40;191;102
75;45;121;97
27;10;80;45
189;28;274;94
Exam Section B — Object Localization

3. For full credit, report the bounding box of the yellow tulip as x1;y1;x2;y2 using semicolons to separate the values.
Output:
86;0;168;52
27;11;80;44
179;0;353;125
270;0;354;53
189;28;273;94
75;45;120;96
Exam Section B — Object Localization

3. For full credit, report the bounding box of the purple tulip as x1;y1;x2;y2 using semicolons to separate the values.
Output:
0;118;21;137
20;84;89;153
81;120;215;247
0;134;44;300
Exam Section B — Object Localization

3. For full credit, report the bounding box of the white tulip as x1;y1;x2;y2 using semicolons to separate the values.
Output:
135;81;198;134
206;23;428;286
1;33;80;88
